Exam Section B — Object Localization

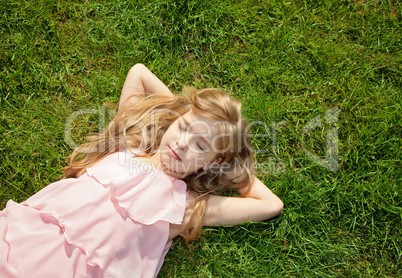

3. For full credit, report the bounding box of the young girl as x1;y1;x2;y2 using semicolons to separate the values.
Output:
0;64;283;278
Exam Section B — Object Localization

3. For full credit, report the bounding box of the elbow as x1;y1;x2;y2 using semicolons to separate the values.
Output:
275;198;284;215
130;63;146;72
133;62;145;68
266;197;283;219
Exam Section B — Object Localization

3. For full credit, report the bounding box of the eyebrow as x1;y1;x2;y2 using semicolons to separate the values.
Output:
182;118;212;147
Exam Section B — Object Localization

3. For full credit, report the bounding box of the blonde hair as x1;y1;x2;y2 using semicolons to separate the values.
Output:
62;88;255;242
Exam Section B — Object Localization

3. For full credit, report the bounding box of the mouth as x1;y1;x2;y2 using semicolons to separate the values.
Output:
168;146;182;161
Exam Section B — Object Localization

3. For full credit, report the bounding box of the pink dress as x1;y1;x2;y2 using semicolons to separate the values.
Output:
0;152;187;278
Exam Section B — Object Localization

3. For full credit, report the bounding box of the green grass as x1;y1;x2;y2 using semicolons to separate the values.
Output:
1;0;401;276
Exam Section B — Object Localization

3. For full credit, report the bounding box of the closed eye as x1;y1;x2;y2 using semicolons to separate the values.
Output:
179;123;187;131
179;120;208;151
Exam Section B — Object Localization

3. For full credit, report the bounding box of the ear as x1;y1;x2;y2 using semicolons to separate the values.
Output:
203;157;222;171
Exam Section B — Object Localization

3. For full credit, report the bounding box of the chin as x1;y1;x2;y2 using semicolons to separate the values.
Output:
160;161;185;178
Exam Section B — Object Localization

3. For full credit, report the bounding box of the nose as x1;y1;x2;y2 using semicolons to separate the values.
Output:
177;132;191;151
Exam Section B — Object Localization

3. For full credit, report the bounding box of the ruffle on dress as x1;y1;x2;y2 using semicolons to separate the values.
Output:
1;199;104;277
86;151;187;225
0;152;187;278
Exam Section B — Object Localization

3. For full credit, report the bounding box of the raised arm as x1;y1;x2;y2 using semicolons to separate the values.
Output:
203;177;283;226
119;63;173;110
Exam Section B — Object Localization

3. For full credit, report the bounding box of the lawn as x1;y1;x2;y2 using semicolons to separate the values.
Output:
0;0;401;277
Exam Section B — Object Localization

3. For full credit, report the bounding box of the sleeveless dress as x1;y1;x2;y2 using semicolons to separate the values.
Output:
0;151;187;278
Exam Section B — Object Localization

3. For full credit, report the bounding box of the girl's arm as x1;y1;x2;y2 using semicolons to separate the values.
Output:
203;177;283;226
119;63;173;110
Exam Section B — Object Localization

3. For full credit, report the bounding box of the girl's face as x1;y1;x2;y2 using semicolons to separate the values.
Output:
158;111;222;179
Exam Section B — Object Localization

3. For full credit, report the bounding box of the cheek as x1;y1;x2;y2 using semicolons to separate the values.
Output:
190;153;214;167
161;128;175;143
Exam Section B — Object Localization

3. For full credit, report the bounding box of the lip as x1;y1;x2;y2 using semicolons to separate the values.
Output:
168;146;182;161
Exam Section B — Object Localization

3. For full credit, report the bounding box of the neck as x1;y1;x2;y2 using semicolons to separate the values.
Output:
137;153;162;171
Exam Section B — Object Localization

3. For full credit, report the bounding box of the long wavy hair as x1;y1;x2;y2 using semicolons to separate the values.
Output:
62;87;255;242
